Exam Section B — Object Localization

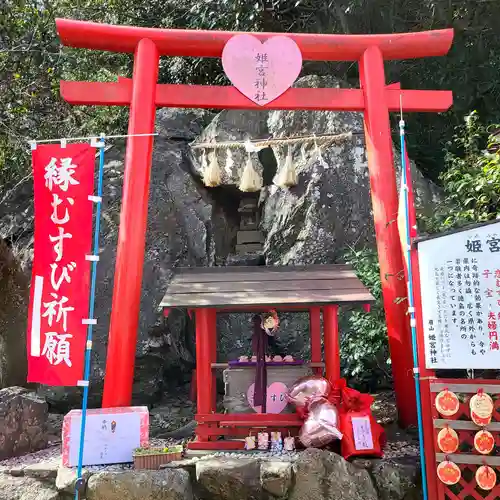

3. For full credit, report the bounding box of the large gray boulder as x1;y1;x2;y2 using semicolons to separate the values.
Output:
261;75;440;267
262;76;373;266
86;469;193;500
290;449;378;500
0;386;48;460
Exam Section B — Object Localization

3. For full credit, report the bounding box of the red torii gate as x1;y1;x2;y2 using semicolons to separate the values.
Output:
56;19;454;427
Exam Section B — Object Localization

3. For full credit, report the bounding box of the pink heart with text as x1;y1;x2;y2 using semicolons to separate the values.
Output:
247;382;289;414
222;34;302;106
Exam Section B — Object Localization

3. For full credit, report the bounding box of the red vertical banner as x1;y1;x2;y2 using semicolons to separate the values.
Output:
27;143;95;386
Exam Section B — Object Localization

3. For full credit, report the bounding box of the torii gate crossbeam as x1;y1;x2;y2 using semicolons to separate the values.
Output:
55;18;454;429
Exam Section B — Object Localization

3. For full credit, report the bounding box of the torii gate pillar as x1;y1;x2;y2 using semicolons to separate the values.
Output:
359;46;416;425
101;39;159;407
56;19;454;427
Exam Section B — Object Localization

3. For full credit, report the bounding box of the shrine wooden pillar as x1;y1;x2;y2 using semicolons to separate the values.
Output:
309;307;323;375
195;308;214;415
102;38;159;407
359;46;417;426
209;309;218;411
323;305;340;385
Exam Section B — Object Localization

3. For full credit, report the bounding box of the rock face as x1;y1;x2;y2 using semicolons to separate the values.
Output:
262;75;373;266
86;469;193;500
196;458;263;500
0;386;48;460
0;239;29;388
368;457;422;500
0;475;59;500
262;75;439;266
0;450;420;500
290;449;378;500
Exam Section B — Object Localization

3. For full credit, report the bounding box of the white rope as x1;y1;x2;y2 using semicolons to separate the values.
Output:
190;132;353;150
28;133;158;145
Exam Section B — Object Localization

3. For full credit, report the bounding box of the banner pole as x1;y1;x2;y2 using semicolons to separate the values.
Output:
74;136;106;499
398;120;429;500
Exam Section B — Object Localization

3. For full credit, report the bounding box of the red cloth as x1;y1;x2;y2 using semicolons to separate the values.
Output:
251;315;268;411
27;143;95;386
339;411;384;460
330;379;385;459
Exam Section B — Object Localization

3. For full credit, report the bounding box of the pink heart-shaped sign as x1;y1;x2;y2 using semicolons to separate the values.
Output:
222;34;302;106
247;382;289;414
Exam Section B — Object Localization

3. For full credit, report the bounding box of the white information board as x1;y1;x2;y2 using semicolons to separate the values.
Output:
62;406;149;467
418;220;500;369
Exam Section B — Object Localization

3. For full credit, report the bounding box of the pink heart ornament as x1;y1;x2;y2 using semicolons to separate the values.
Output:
247;382;289;414
222;34;303;106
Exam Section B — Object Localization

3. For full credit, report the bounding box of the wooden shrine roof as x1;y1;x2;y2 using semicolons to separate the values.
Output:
160;264;374;309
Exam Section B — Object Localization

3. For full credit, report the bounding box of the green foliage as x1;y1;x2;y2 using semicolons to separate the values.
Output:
2;0;500;187
133;445;183;456
0;0;129;185
433;111;500;228
341;248;390;389
344;111;499;387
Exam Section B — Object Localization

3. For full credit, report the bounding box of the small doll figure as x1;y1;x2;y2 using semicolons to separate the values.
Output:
270;431;283;453
245;435;256;450
258;432;269;450
284;435;296;451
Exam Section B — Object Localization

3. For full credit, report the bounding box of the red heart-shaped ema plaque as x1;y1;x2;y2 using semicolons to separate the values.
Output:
222;35;303;106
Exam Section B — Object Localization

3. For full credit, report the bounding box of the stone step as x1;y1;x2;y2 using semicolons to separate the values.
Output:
240;217;260;231
235;243;263;254
237;230;264;245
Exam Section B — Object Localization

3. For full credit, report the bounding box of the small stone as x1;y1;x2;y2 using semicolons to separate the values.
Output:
24;457;60;480
260;461;293;498
6;467;24;477
368;457;421;500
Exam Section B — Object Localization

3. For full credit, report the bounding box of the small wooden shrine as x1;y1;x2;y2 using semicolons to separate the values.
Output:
160;264;374;450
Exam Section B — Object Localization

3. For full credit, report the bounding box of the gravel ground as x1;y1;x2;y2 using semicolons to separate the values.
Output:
0;391;418;474
0;437;184;473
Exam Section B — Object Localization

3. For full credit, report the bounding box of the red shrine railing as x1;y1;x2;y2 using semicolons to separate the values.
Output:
55;19;454;434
